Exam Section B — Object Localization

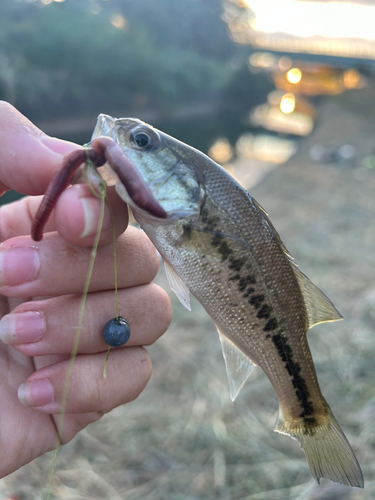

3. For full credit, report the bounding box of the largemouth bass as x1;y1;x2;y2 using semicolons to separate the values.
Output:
33;114;364;488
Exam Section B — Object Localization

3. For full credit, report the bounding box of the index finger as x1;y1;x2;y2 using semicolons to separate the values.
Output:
0;101;77;196
0;103;129;247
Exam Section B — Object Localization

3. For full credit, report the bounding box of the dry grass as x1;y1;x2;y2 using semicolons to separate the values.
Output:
2;85;375;499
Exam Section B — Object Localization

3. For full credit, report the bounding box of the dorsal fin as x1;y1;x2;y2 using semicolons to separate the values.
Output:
163;258;191;311
251;198;294;260
293;267;342;329
216;326;256;401
251;197;341;329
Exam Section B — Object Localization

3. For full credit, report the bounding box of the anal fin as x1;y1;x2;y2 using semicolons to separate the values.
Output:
216;326;255;401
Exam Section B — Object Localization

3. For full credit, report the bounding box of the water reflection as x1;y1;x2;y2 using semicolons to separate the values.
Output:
273;63;364;96
220;0;373;179
236;133;296;164
208;138;234;164
286;67;302;84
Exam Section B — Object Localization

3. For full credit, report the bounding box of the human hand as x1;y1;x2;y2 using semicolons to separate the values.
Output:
0;102;172;478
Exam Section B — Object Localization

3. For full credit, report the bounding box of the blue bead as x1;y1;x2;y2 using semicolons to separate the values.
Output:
103;316;131;347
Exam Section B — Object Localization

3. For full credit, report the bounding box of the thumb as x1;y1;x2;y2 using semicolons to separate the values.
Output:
0;101;78;196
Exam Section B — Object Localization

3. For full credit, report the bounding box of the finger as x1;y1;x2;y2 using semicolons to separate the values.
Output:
0;101;77;195
52;411;106;445
0;283;172;356
0;226;159;298
0;185;128;246
54;184;128;246
0;195;56;242
17;347;152;414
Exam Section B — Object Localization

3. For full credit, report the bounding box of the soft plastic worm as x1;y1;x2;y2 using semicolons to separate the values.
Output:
31;136;167;241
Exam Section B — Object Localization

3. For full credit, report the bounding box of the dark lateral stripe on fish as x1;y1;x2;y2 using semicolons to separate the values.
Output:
237;276;256;291
202;202;315;420
238;278;248;292
249;294;265;308
242;287;255;298
183;224;193;239
218;242;233;261
302;417;318;434
200;197;219;231
228;258;245;272
211;234;223;247
200;205;209;223
263;318;278;331
271;332;314;417
229;273;241;281
205;217;220;231
257;304;273;319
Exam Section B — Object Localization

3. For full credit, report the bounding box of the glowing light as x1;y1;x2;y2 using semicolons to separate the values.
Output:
111;13;127;30
286;68;302;84
249;51;276;68
280;93;295;114
236;133;297;163
53;0;65;3
342;69;362;89
41;0;53;4
273;65;364;95
236;0;249;6
243;0;375;41
208;138;233;164
267;90;314;116
250;104;314;136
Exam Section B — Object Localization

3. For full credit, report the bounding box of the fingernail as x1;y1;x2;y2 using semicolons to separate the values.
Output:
0;247;40;287
0;311;45;345
80;197;110;239
80;198;99;238
18;379;54;407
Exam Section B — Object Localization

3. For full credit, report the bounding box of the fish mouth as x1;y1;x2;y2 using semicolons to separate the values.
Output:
88;134;168;220
92;114;200;222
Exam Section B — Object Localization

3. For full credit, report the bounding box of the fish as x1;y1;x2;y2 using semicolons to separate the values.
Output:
34;114;364;488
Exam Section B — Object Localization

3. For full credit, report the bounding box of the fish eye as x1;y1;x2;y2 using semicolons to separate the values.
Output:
134;132;150;148
130;128;159;150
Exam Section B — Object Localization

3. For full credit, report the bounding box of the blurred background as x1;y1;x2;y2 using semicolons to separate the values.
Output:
1;0;375;499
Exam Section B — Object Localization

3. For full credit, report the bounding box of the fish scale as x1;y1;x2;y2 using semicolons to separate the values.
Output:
101;115;363;488
33;113;364;489
145;185;324;421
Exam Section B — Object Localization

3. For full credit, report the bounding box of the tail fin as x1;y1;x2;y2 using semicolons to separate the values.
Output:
275;407;364;488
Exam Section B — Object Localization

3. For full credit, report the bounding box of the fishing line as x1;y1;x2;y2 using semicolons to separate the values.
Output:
102;197;118;379
82;160;120;378
44;154;108;500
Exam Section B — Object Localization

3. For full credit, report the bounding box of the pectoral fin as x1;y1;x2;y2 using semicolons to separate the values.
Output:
163;259;191;311
216;326;256;401
293;267;343;329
